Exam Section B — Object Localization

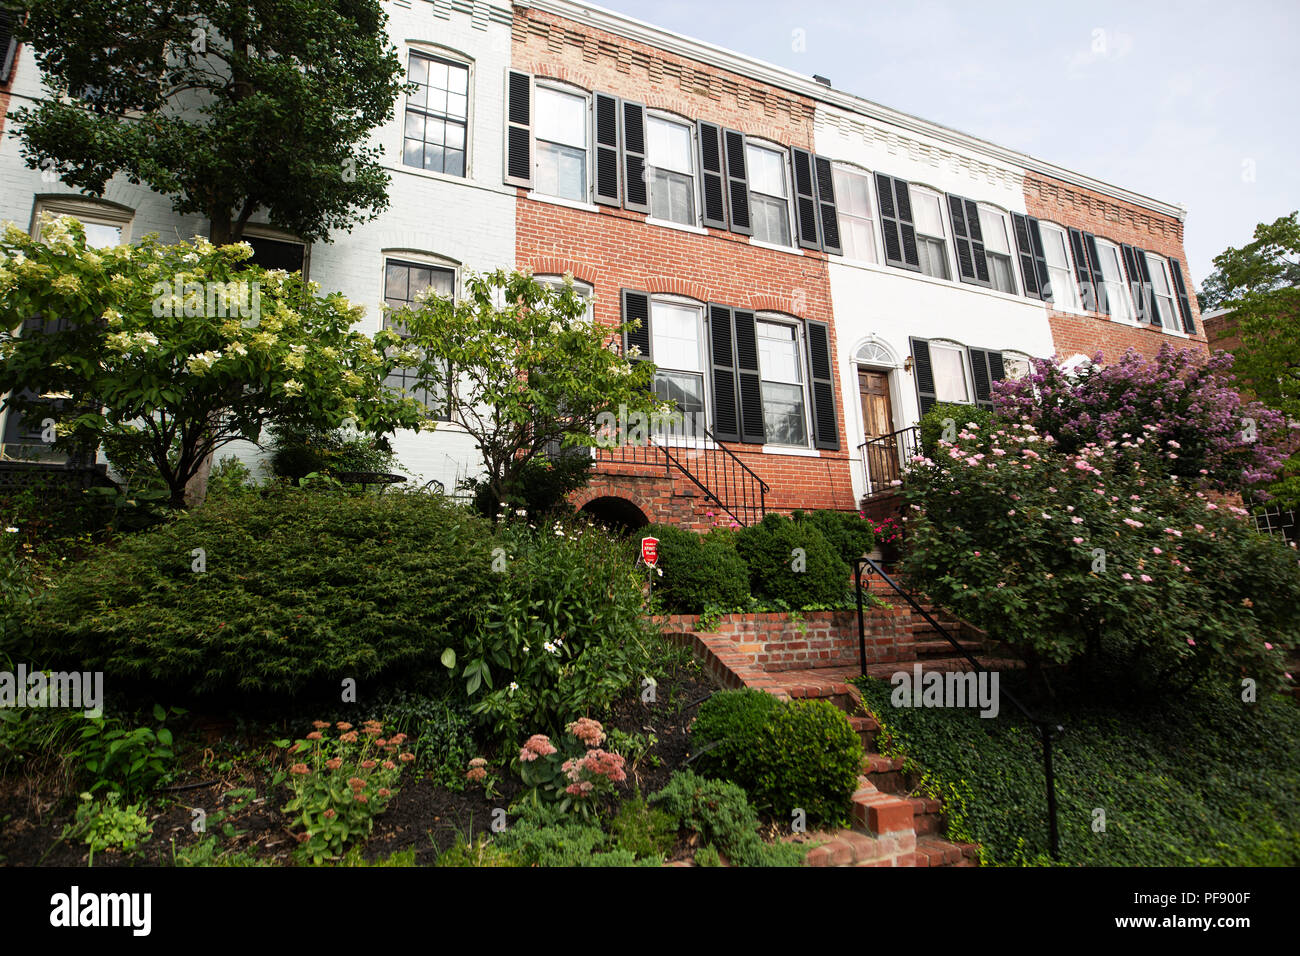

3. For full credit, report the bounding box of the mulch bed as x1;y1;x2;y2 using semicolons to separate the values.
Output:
0;663;719;867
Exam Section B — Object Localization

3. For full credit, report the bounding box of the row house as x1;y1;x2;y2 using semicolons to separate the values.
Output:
0;0;1209;526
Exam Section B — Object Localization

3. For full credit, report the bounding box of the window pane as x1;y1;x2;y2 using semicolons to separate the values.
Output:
912;190;944;237
931;346;968;403
752;195;791;246
757;321;801;383
447;63;468;95
842;219;875;262
82;222;122;249
647;116;692;173
536;87;587;148
1096;243;1132;320
978;208;1011;254
988;254;1015;293
761;382;808;445
653;371;706;436
745;144;786;197
833;168;871;218
651;303;702;372
536;142;587;201
1003;356;1031;380
651;169;694;224
917;236;949;280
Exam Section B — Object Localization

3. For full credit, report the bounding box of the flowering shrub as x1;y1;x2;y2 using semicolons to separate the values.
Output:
902;420;1300;692
993;346;1294;494
865;515;903;548
279;720;415;864
513;718;627;817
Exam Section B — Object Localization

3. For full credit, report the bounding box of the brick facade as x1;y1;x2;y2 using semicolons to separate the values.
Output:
1022;171;1207;363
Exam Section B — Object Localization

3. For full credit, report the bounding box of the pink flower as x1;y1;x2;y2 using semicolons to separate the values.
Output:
1139;574;1152;583
1187;638;1196;646
519;734;557;762
1264;643;1274;651
1072;537;1084;545
1121;573;1133;581
566;717;606;747
1152;547;1162;554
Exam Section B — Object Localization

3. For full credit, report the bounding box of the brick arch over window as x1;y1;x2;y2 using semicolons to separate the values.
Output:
527;259;597;286
743;293;808;316
643;277;710;302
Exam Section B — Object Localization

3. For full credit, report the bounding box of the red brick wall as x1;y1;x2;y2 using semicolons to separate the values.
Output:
1202;310;1242;353
513;8;856;517
1023;171;1209;363
0;37;19;138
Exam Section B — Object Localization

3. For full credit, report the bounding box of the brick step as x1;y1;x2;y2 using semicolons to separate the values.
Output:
861;752;912;795
913;638;985;658
906;796;946;835
909;836;981;867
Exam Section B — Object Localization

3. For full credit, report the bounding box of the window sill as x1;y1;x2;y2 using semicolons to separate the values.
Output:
526;191;601;214
652;435;717;450
645;217;709;236
748;238;804;256
761;444;820;457
394;162;473;187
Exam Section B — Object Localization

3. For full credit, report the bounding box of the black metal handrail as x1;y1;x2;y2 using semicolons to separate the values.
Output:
859;425;921;498
852;555;1063;860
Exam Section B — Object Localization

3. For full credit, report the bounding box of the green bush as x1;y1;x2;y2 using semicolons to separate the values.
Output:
267;423;396;482
734;512;848;607
690;690;861;826
205;456;259;502
690;689;784;784
648;770;805;867
492;817;634;867
608;795;677;861
8;489;495;698
794;509;875;564
374;689;478;789
467;449;593;521
918;402;995;458
642;523;749;613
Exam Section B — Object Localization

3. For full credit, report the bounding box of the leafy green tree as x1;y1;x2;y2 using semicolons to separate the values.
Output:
1199;213;1300;508
388;269;661;513
0;216;429;507
9;0;406;244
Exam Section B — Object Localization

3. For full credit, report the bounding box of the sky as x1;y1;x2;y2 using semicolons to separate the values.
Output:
596;0;1300;290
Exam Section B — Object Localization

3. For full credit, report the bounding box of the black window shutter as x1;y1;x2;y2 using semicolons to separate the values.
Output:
806;319;839;450
622;289;651;361
813;156;842;255
503;70;533;187
877;173;920;271
708;304;741;443
1067;228;1095;311
1011;213;1041;299
910;338;937;417
948;194;990;286
696;121;728;229
723;129;751;235
1168;258;1197;334
969;348;1003;409
620;100;650;213
790;147;821;250
1137;249;1159;325
1084;233;1109;314
732;308;766;444
592;92;621;207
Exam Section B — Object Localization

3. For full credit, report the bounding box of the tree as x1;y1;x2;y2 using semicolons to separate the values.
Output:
387;269;661;514
1198;213;1300;508
1198;212;1300;313
0;215;430;507
10;0;406;244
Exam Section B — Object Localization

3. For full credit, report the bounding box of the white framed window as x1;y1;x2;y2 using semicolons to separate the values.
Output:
744;142;792;246
650;299;708;438
977;206;1017;294
404;52;470;177
1039;223;1080;311
646;115;696;226
756;318;810;446
1093;238;1134;322
911;187;950;280
242;225;308;275
536;274;595;325
534;84;589;203
1002;351;1033;381
1144;253;1181;331
832;166;877;263
930;341;970;404
31;198;132;247
381;258;456;419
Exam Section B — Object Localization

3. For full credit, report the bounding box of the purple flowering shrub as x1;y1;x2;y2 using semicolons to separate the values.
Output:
993;345;1294;495
902;421;1299;693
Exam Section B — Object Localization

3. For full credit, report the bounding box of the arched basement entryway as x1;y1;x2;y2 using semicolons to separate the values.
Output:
579;496;650;534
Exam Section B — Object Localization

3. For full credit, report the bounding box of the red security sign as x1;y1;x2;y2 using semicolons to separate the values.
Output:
641;536;659;567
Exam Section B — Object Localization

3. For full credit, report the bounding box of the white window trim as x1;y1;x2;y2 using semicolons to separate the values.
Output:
645;110;700;229
1093;237;1137;325
31;197;134;244
976;203;1018;296
928;339;974;406
380;254;459;423
755;314;814;450
402;47;474;179
1143;252;1185;334
1037;221;1082;313
744;139;797;251
831;164;881;266
648;295;711;440
532;80;592;205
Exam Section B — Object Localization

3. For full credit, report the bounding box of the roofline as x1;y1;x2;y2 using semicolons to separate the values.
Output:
521;0;1188;222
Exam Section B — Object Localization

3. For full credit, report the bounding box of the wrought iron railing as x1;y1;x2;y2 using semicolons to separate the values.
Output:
852;555;1064;860
858;425;921;498
592;426;769;527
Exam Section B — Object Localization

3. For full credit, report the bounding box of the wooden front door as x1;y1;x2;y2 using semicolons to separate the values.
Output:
858;369;898;488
